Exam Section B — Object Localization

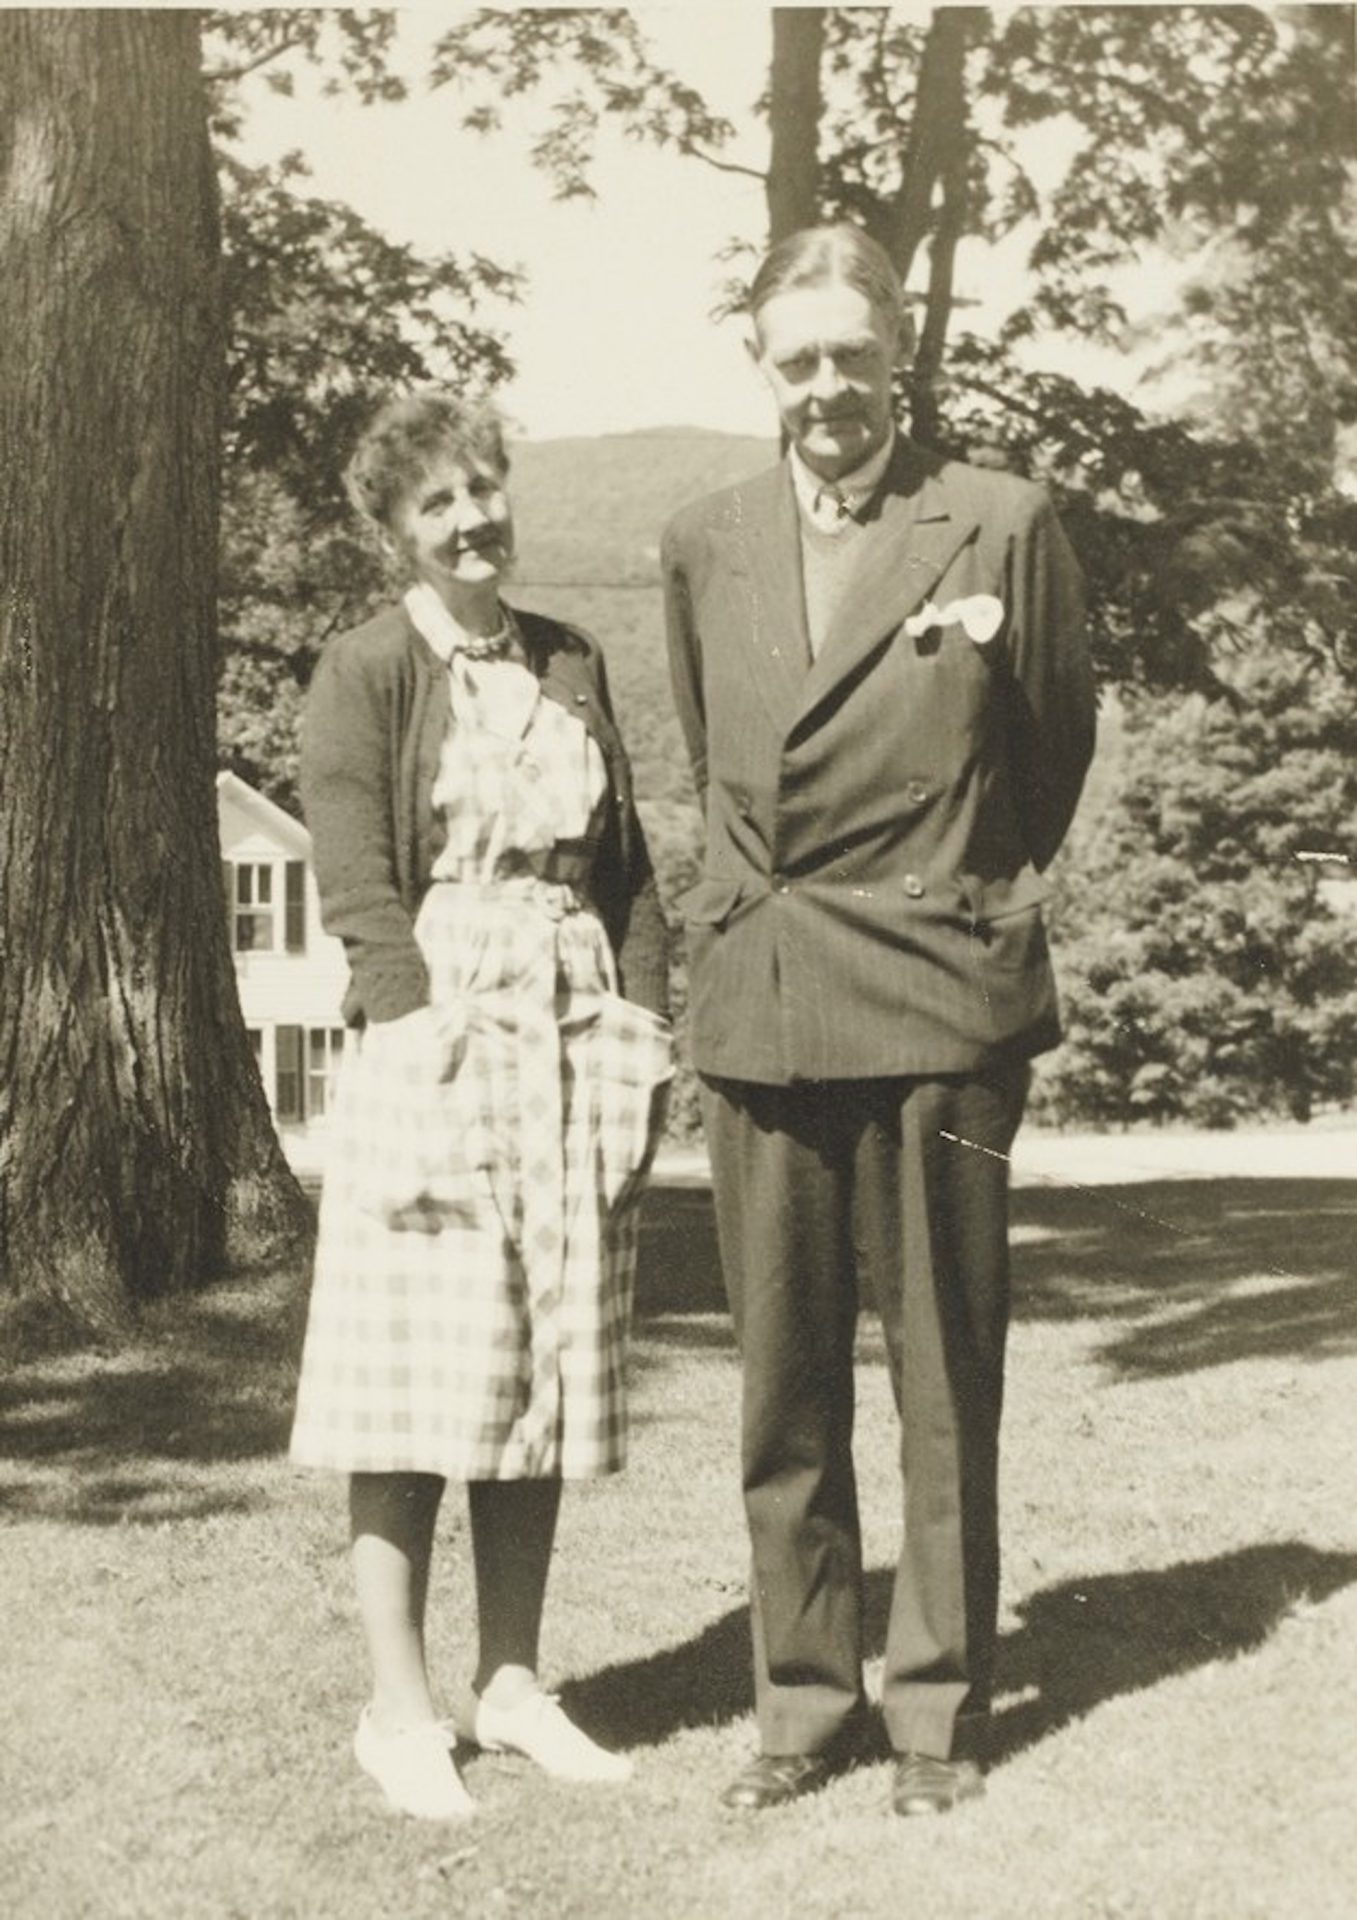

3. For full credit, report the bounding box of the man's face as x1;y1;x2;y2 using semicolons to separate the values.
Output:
749;280;900;482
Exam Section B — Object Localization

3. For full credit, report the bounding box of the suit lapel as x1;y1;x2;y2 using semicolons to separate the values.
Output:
716;463;810;736
792;442;978;730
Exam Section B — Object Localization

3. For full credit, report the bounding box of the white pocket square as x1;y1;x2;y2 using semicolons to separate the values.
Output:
903;594;1004;645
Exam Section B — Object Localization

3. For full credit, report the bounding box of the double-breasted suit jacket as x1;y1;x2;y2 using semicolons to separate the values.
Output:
662;437;1096;1085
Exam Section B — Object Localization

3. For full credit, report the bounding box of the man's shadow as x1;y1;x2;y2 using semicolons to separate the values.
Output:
561;1540;1357;1759
981;1540;1357;1762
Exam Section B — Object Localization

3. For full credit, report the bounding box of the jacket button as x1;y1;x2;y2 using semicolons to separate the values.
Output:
903;873;925;898
906;780;930;806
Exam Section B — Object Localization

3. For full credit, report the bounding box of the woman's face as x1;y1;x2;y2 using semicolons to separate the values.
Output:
386;448;514;604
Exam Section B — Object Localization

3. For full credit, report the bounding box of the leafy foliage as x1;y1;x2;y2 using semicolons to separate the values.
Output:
426;5;1357;698
220;151;519;515
203;9;407;133
426;8;741;202
205;22;524;805
1037;655;1357;1127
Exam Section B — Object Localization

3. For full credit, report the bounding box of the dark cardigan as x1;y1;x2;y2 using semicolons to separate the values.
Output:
300;601;669;1026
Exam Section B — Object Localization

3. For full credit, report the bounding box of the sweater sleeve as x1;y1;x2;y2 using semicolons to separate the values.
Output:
299;633;430;1025
590;647;670;1020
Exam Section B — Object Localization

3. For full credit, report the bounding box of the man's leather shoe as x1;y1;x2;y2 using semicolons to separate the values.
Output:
720;1752;832;1811
891;1751;984;1816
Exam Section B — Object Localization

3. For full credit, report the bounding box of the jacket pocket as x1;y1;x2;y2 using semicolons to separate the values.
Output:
970;899;1050;974
675;876;746;930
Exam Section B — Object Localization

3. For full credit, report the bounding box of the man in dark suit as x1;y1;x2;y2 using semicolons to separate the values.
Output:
661;225;1095;1816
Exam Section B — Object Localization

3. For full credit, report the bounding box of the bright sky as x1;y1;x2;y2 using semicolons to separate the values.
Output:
233;3;1158;441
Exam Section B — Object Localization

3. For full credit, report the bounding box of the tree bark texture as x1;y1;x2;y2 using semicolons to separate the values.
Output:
766;8;825;244
868;6;976;291
0;10;310;1332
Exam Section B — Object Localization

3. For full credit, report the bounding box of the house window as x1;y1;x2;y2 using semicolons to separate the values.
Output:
234;863;276;952
306;1027;345;1119
229;859;305;953
275;1025;304;1122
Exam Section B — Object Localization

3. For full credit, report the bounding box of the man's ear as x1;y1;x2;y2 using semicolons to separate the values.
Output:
893;307;917;371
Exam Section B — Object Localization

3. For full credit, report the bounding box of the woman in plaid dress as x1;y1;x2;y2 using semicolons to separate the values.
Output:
290;392;671;1820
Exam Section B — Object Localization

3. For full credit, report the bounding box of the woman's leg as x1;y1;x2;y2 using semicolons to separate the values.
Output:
350;1470;445;1727
461;1476;628;1779
349;1471;476;1818
467;1477;562;1701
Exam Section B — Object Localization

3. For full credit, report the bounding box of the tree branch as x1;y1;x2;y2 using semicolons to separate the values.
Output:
910;135;968;443
678;141;766;184
1017;52;1204;142
203;35;309;86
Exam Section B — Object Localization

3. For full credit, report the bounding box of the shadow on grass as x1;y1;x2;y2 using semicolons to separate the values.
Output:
0;1180;720;1528
7;1172;1352;1524
560;1596;753;1747
639;1175;1357;1376
563;1539;1357;1762
1012;1178;1357;1376
0;1276;309;1526
983;1539;1357;1765
636;1183;726;1317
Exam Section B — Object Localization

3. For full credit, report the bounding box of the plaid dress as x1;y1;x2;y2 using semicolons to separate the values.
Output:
290;645;673;1480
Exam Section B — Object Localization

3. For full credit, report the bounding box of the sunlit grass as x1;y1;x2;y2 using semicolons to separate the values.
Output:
3;1170;1355;1918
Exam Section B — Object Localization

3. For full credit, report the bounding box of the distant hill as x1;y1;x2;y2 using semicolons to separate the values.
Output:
509;428;775;589
505;430;775;817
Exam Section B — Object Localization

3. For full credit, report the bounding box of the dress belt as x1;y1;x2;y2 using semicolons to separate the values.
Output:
429;869;593;922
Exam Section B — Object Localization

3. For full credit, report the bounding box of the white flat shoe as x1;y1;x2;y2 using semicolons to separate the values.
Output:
354;1707;476;1820
469;1686;632;1783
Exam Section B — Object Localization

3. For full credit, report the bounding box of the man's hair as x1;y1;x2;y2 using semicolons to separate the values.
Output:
747;224;906;338
344;389;508;534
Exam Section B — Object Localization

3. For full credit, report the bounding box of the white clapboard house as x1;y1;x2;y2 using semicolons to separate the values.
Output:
218;770;349;1136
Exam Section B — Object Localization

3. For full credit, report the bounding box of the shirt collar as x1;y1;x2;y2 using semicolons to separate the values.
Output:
404;583;469;663
403;583;518;664
790;425;897;527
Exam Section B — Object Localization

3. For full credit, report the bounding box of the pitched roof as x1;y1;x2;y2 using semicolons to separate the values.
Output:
216;769;312;857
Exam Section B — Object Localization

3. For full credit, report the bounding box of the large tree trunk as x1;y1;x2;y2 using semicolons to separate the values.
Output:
766;8;825;244
869;6;977;289
0;10;310;1335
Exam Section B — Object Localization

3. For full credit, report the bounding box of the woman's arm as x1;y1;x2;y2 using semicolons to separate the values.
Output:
588;646;670;1020
300;630;430;1024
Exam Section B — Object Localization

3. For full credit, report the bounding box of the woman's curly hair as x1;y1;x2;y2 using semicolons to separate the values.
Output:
343;389;508;536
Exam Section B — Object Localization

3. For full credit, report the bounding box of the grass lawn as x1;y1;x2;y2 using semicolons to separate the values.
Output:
2;1167;1355;1919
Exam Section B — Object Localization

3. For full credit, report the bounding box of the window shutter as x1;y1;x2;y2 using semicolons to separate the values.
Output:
284;860;306;953
222;860;234;932
275;1025;304;1121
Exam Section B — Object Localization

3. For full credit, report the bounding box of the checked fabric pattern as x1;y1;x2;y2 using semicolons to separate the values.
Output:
290;658;673;1481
